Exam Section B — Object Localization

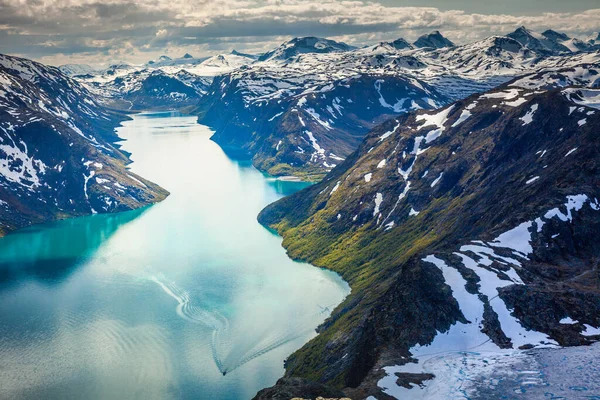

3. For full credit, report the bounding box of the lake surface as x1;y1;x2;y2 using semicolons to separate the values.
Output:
0;112;349;399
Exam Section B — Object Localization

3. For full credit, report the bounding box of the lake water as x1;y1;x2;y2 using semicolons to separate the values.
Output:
0;112;349;399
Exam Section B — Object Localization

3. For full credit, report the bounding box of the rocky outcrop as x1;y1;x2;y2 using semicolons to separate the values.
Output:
253;378;347;400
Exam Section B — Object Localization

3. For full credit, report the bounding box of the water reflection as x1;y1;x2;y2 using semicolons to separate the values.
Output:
0;207;148;285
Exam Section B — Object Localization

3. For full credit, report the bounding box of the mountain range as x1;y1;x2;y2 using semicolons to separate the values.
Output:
61;28;600;180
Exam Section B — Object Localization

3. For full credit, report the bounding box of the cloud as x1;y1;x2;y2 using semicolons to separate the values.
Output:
0;0;599;66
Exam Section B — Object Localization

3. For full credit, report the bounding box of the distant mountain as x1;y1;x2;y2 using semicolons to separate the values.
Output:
542;29;570;42
81;68;209;110
104;61;134;76
257;37;355;62
59;63;97;77
145;54;209;68
257;63;600;399
0;54;168;235
507;26;571;55
199;53;255;69
190;29;596;178
231;49;259;59
413;30;455;49
419;35;531;76
586;32;600;46
63;28;600;180
116;70;208;110
391;38;413;50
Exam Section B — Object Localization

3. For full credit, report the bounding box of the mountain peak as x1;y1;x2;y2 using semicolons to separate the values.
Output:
507;26;571;54
230;49;257;59
391;38;413;50
413;31;454;49
514;25;531;34
258;36;354;62
182;53;194;59
542;29;570;42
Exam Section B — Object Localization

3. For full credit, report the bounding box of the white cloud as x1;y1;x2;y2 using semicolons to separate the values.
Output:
0;0;598;65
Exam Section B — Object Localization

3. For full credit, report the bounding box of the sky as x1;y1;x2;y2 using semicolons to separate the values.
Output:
1;0;599;67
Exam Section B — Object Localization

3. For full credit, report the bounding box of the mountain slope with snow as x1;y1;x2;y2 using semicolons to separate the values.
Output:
72;52;254;110
194;28;599;178
258;37;355;62
0;54;168;235
62;28;600;178
198;71;448;179
413;30;455;49
256;64;600;398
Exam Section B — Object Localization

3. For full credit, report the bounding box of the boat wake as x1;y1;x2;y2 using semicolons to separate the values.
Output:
150;275;330;375
151;274;330;375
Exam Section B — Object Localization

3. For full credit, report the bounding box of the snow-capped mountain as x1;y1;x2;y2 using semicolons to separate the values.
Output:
145;54;209;68
586;32;600;46
193;29;599;178
0;54;168;235
507;26;572;55
62;28;600;178
67;51;255;110
84;68;210;110
257;63;600;399
391;38;413;50
413;30;455;49
59;63;98;77
231;49;260;59
190;52;256;74
199;72;447;179
257;37;355;62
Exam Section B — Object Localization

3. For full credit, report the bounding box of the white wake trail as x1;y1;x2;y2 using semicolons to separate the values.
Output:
151;274;333;376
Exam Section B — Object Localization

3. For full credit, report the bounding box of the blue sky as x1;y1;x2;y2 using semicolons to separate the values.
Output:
0;0;599;66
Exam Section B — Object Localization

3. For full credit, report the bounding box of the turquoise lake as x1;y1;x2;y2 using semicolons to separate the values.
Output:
0;112;349;399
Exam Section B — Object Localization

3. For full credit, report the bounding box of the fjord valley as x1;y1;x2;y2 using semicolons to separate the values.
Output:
1;3;600;398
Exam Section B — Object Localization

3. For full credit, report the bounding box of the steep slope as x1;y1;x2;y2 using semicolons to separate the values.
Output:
198;71;448;179
257;64;600;398
390;38;413;50
0;54;168;235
